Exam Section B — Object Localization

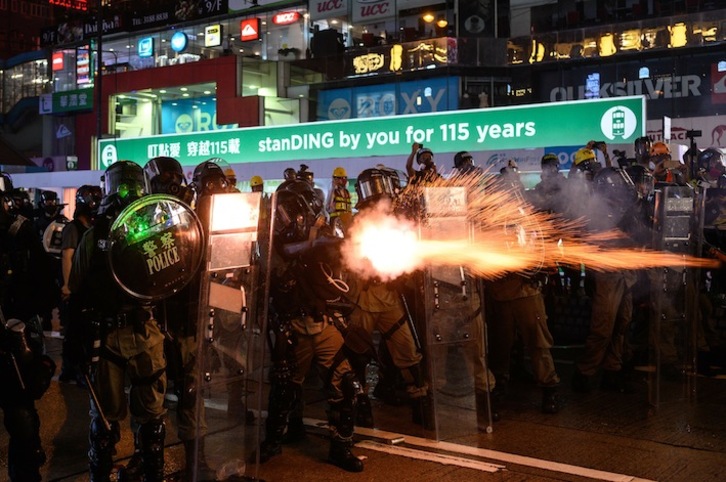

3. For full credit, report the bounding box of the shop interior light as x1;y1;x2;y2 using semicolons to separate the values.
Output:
668;22;688;48
436;16;448;28
422;12;435;23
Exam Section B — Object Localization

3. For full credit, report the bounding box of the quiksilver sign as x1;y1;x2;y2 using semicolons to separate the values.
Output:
550;75;701;101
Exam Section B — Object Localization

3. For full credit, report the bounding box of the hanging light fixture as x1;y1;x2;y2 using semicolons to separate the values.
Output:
422;12;435;23
436;15;448;28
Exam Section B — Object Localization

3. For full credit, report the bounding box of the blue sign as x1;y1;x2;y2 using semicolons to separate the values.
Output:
138;37;154;58
317;77;460;121
170;32;188;53
161;96;237;134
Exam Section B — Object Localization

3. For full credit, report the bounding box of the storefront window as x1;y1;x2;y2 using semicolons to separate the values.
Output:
2;57;48;114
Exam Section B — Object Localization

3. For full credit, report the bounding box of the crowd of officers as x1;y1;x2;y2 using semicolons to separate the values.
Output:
0;137;724;481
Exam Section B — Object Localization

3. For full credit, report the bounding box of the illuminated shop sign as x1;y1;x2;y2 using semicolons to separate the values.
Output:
39;87;94;115
240;18;261;42
346;38;451;76
76;45;92;85
49;0;88;11
205;25;222;47
138;37;154;58
317;77;460;120
99;96;646;168
52;52;65;71
171;32;188;52
549;74;702;102
272;11;301;25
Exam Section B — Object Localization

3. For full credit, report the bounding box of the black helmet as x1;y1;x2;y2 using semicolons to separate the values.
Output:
274;189;314;243
634;136;652;163
144;156;193;203
40;190;64;216
10;188;31;216
284;179;323;216
76;185;103;210
416;147;434;165
192;161;230;196
283;168;297;181
453;151;473;169
100;161;146;214
296;164;314;185
697;148;723;172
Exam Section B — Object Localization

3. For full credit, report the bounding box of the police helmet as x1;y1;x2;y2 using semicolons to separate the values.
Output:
453;151;473;169
274;189;314;243
634;136;652;163
10;188;31;214
144;156;193;203
697;148;723;172
99;161;147;214
76;185;103;211
284;179;323;216
192;161;230;196
297;164;314;184
283;168;297;181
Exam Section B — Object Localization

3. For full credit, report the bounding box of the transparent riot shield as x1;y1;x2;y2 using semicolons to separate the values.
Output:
190;192;269;481
648;185;703;408
417;186;492;439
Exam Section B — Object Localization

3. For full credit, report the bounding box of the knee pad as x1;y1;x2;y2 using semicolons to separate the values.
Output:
139;419;166;455
90;418;120;452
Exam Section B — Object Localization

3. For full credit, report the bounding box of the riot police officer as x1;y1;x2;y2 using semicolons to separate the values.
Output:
255;186;364;472
71;161;168;482
1;171;56;482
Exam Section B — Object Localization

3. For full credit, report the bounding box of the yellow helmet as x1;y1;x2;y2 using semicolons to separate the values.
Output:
250;175;263;187
333;166;347;178
574;147;596;165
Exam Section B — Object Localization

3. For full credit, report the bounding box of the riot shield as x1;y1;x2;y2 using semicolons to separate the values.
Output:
648;185;703;407
189;192;269;481
418;186;493;439
42;218;68;258
108;194;204;302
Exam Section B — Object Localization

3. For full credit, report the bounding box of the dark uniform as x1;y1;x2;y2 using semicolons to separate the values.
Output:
0;173;56;482
71;162;167;482
255;187;364;473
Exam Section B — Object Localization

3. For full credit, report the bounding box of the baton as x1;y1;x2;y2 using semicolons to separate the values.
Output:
84;373;112;432
399;293;423;353
9;353;26;391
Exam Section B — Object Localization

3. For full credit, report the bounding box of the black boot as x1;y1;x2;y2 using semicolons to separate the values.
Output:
139;420;166;482
250;379;297;463
283;416;306;444
89;419;119;482
356;393;374;428
329;438;364;473
541;387;560;414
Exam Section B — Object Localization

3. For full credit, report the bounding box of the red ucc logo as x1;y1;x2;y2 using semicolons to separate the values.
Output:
273;11;300;25
358;1;389;17
317;0;343;12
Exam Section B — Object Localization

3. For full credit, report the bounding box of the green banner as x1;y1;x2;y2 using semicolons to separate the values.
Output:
98;96;646;169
